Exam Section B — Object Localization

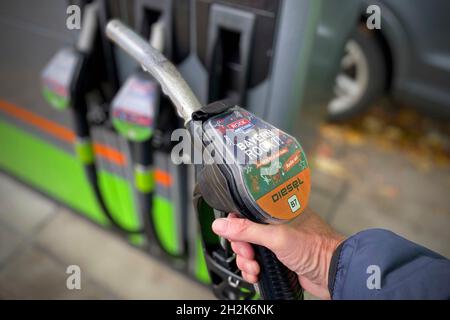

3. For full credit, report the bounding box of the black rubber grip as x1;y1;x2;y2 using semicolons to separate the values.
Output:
253;244;303;300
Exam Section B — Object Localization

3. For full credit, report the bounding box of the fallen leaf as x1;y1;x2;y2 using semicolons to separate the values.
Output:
343;128;365;146
313;156;349;179
378;184;400;199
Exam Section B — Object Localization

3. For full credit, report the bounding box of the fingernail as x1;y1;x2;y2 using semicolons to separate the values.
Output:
212;218;228;234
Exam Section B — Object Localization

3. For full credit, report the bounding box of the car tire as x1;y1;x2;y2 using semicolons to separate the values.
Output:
327;26;387;121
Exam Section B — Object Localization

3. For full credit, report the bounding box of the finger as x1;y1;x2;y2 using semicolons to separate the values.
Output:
236;255;260;276
242;271;258;284
228;212;239;218
212;217;290;252
230;241;255;260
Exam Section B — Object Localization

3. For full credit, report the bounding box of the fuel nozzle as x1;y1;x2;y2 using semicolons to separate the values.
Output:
106;19;201;124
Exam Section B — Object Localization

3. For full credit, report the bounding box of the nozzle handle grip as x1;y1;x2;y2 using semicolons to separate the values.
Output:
253;244;303;300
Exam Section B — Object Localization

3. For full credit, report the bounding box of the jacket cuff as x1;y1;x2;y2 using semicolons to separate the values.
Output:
328;239;345;298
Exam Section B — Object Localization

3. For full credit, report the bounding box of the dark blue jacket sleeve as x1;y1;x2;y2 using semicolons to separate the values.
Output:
328;229;450;299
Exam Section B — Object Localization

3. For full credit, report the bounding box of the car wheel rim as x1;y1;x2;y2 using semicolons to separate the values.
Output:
328;39;369;115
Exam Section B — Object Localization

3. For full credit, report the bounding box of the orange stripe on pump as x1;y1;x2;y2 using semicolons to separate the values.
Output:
0;99;128;167
93;143;127;166
0;99;76;143
155;169;172;187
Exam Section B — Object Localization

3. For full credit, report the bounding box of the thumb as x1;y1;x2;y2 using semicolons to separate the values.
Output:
212;217;290;253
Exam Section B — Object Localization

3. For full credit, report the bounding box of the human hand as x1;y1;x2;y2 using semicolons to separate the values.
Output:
211;208;345;299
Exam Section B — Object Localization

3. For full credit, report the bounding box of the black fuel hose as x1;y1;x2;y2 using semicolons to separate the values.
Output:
129;139;186;259
84;161;144;234
70;102;144;235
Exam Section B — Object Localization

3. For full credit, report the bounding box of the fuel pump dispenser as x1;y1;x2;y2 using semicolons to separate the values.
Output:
41;2;144;235
110;6;186;258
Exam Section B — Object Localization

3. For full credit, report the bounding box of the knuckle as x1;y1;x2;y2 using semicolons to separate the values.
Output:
250;261;260;275
242;272;252;283
236;256;246;271
236;256;259;275
244;273;258;284
230;241;239;254
232;241;253;259
229;218;250;236
271;226;291;251
231;242;244;256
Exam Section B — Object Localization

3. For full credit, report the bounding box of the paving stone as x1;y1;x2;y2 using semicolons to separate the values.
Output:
310;170;346;197
330;191;450;258
0;245;116;299
0;223;24;266
35;208;214;299
308;190;336;222
0;173;57;235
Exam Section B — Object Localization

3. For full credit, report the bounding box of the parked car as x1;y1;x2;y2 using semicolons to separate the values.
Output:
328;0;450;121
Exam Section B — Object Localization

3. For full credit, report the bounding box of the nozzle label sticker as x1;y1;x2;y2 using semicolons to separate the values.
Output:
288;194;301;213
111;73;158;142
206;107;310;220
256;169;310;219
226;118;253;132
41;48;79;109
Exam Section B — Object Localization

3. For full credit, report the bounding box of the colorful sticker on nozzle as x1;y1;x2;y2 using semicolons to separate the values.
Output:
208;107;310;220
41;48;80;109
111;73;158;142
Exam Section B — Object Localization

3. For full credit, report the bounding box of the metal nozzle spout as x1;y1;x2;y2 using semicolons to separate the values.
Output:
106;19;202;123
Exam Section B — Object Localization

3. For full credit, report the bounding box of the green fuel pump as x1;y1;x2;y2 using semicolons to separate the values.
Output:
106;20;310;300
41;2;143;235
110;17;186;258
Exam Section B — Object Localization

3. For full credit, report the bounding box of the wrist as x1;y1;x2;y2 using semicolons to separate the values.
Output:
304;232;345;299
323;235;346;289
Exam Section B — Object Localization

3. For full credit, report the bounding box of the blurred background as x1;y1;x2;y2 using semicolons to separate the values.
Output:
0;0;449;299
